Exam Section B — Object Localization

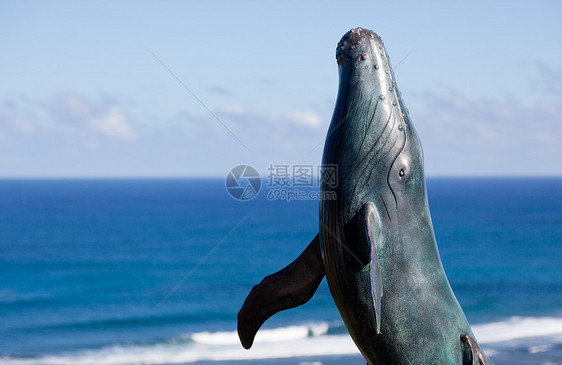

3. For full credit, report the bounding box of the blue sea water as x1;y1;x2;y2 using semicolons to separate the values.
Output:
0;178;561;364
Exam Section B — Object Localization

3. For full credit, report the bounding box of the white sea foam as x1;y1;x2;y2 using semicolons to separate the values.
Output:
2;317;561;365
0;323;351;365
191;322;329;345
529;344;553;354
473;316;562;344
0;334;356;365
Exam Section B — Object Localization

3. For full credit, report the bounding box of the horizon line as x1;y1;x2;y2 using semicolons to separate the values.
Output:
0;175;561;180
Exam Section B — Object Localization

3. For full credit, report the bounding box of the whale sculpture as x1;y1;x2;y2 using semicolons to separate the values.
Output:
238;28;493;365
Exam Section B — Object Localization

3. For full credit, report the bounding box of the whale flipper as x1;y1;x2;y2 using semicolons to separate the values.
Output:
345;202;384;335
461;334;492;365
237;234;324;349
364;203;384;335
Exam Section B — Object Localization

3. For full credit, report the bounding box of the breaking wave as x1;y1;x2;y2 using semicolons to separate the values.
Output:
2;317;562;364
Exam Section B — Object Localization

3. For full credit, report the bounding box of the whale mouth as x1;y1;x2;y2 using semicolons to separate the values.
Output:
336;27;384;66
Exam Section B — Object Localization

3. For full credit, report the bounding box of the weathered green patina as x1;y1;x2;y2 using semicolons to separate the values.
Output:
238;28;493;365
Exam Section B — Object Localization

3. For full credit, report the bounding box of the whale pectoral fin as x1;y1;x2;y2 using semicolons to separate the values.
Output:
237;234;324;349
362;202;384;335
461;334;493;365
346;203;384;334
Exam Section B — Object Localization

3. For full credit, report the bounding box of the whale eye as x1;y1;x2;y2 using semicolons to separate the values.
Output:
399;169;405;177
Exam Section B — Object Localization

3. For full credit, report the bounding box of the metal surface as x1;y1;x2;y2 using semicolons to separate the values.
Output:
238;28;494;364
319;27;493;364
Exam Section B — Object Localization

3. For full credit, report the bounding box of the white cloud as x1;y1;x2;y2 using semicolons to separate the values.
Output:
57;93;94;119
0;92;138;141
212;106;328;164
50;93;136;140
410;86;562;176
0;102;36;133
89;107;135;139
1;60;560;177
222;103;247;114
287;110;322;128
221;104;324;129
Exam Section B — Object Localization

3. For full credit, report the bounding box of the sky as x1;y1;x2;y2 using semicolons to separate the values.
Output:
1;1;561;177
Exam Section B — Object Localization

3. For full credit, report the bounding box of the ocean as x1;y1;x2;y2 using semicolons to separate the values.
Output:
0;178;561;364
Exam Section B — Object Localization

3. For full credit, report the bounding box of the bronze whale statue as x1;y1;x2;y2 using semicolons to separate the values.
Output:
238;28;493;365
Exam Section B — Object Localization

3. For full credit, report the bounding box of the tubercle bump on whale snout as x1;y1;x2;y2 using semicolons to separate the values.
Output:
336;27;383;65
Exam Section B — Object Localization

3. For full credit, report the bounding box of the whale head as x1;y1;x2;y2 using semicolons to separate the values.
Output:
325;28;426;222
